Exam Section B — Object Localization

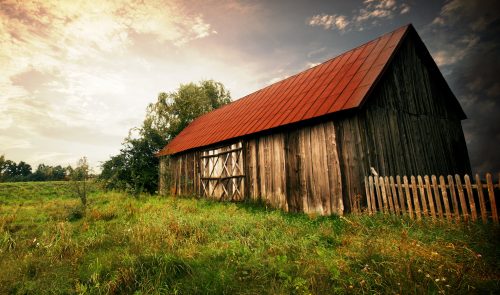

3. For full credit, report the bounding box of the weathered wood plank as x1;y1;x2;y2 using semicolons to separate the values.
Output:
365;177;372;214
374;176;383;212
475;174;488;224
424;175;436;220
396;175;406;214
411;176;421;220
369;176;376;213
455;174;468;222
440;175;452;222
385;176;395;214
432;175;443;220
486;173;498;225
464;175;477;222
403;176;413;219
417;176;428;217
447;175;460;223
390;176;400;215
380;176;389;214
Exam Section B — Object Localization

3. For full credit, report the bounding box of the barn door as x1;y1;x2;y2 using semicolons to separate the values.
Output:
200;141;245;201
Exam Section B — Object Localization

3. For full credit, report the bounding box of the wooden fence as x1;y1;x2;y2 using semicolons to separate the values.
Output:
363;173;499;224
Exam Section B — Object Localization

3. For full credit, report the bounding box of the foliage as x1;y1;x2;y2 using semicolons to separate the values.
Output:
0;154;71;182
70;157;90;206
99;80;231;194
0;182;499;294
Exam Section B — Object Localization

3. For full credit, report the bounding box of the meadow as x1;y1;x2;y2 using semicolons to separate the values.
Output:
0;181;498;294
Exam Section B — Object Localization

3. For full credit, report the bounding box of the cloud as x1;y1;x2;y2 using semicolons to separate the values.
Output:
308;0;411;32
423;0;500;172
308;14;350;31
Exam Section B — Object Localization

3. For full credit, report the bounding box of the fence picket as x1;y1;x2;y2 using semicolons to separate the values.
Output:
439;176;452;222
404;176;413;219
363;173;497;224
464;175;477;222
417;176;428;217
475;174;487;224
424;176;436;220
396;175;406;214
447;175;460;223
385;177;395;214
390;176;400;215
455;175;468;222
411;176;421;220
374;176;383;213
380;176;389;214
369;176;376;213
486;173;498;225
432;175;443;220
365;177;372;214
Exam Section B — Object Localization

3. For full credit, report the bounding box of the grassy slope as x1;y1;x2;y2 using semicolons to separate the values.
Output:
0;182;499;294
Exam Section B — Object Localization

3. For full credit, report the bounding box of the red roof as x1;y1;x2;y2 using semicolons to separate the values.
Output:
158;24;411;156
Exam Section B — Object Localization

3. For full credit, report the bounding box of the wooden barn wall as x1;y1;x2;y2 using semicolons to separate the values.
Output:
160;151;201;196
335;36;471;211
241;121;344;215
161;121;344;215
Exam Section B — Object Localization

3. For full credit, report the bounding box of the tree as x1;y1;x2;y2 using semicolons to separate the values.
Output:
99;80;231;194
71;157;89;206
0;155;5;178
17;161;32;177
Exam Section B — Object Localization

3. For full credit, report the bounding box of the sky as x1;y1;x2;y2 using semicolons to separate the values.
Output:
1;0;499;173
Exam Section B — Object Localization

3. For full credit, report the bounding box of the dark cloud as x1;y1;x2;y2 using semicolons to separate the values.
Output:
420;0;500;173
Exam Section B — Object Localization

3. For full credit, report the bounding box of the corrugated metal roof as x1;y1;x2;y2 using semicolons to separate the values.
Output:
158;24;411;156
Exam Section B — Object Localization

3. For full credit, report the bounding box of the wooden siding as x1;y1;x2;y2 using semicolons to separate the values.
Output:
335;36;470;211
161;120;344;215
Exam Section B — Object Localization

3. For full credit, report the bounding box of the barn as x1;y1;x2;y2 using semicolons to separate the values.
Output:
156;24;471;215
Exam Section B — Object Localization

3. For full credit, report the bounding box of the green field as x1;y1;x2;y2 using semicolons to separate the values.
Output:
0;181;498;294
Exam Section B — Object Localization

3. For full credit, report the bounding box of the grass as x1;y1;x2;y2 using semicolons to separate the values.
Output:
0;181;499;294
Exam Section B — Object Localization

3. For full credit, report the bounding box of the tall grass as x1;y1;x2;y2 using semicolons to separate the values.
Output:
0;182;498;294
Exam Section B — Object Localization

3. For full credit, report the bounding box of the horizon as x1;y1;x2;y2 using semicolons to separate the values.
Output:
1;0;499;173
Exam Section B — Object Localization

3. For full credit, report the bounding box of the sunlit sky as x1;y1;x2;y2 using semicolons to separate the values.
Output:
1;0;499;173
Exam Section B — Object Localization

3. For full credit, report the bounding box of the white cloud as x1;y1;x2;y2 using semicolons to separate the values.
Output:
306;62;321;68
400;3;410;14
308;0;411;32
308;14;350;31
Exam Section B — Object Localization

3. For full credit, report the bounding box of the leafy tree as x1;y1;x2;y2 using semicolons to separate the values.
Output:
71;157;90;206
17;161;32;177
0;155;5;178
3;160;18;178
99;80;231;194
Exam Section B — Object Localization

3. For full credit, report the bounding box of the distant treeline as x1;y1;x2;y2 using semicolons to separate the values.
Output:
0;155;75;182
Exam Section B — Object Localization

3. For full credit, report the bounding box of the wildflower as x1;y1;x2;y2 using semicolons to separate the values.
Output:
426;274;430;278
435;278;440;282
446;285;451;288
476;254;482;258
441;277;446;281
418;269;422;273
